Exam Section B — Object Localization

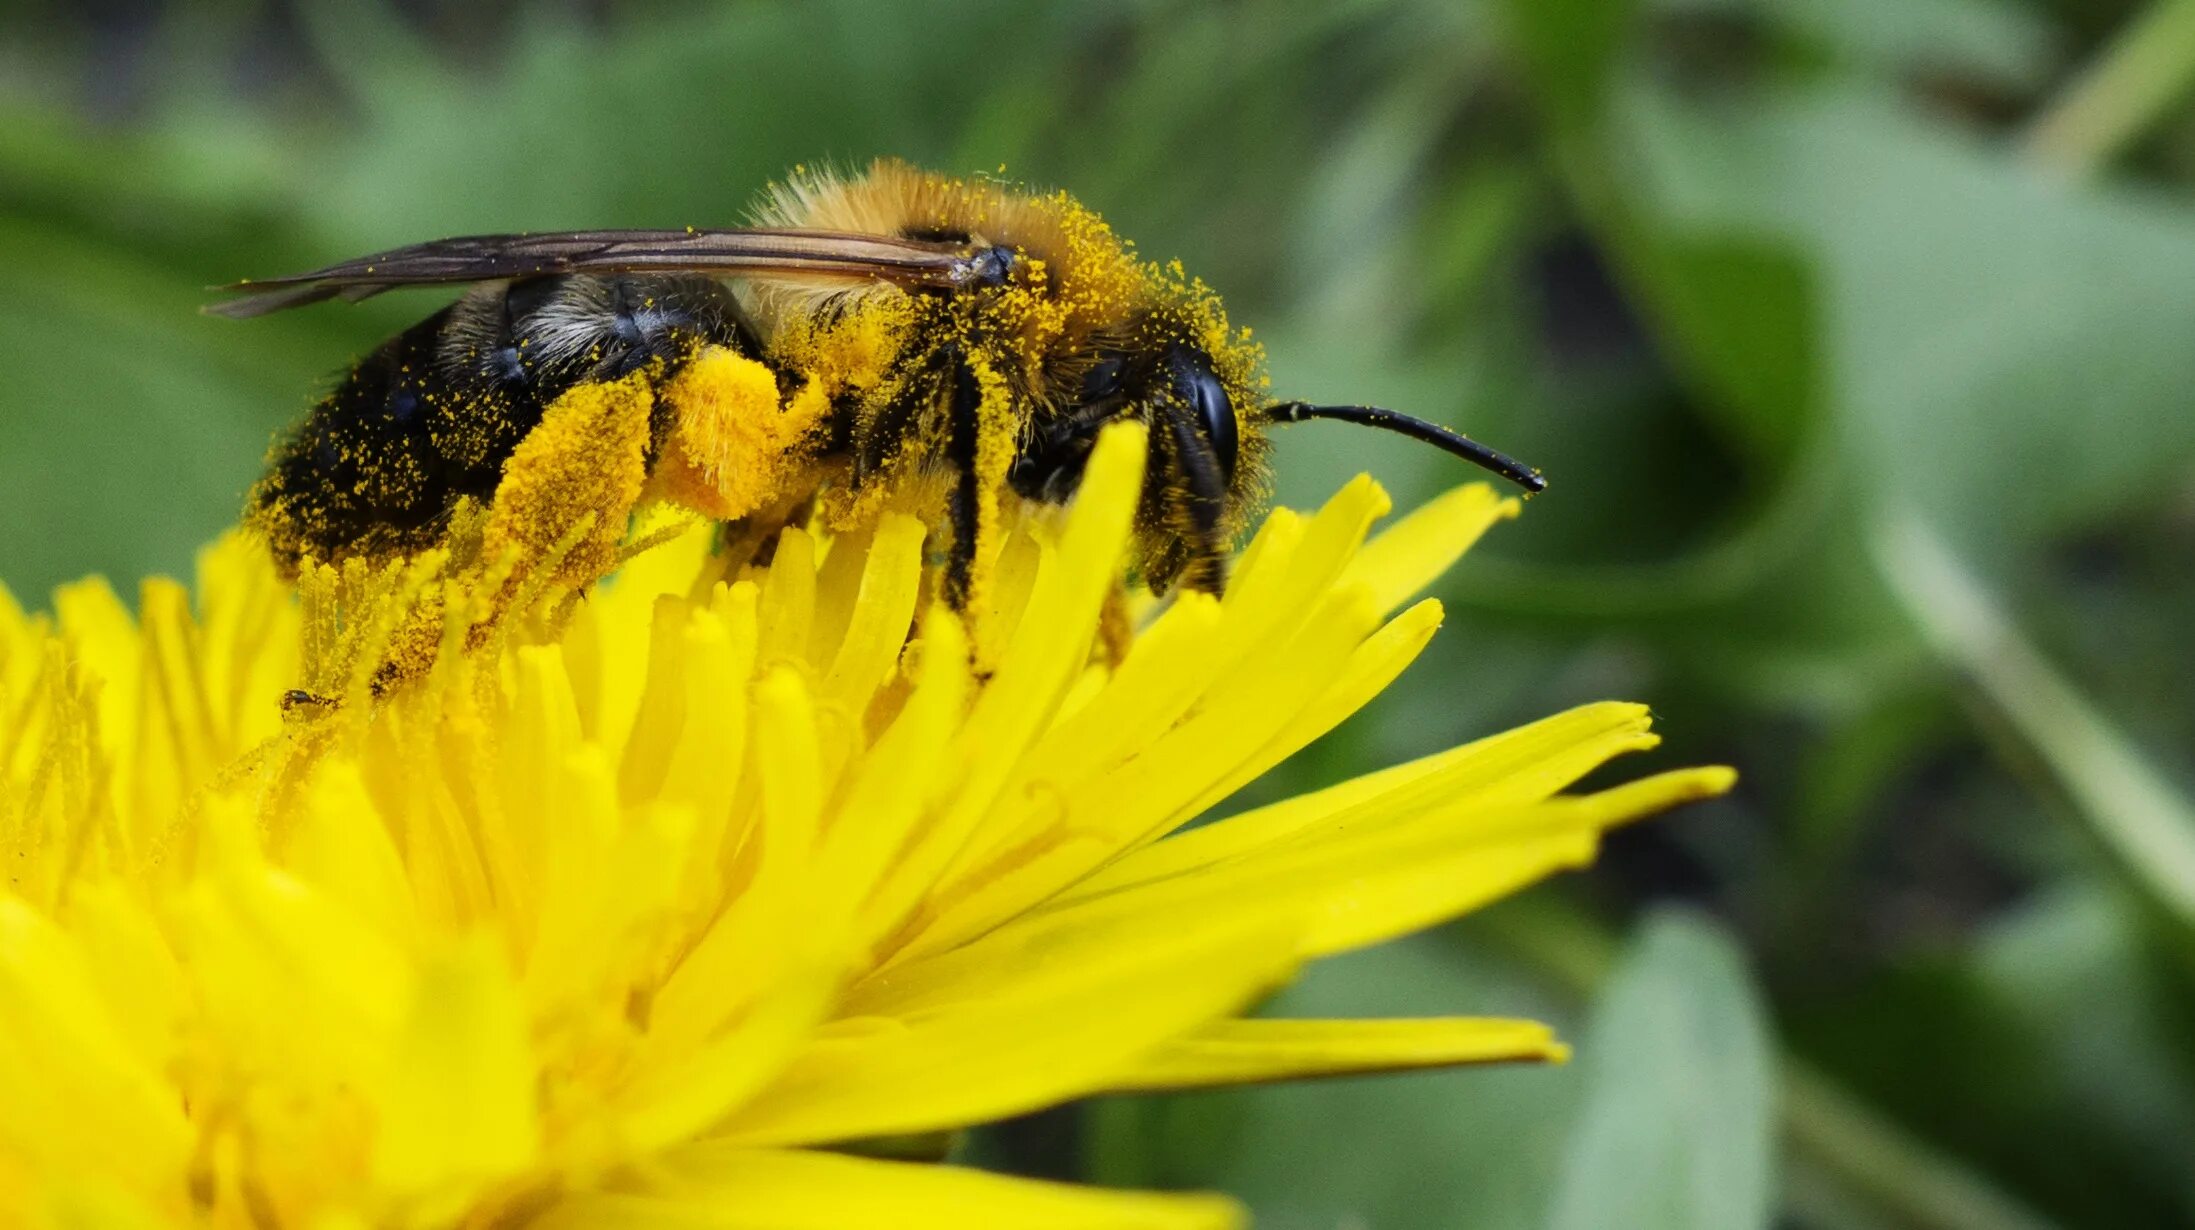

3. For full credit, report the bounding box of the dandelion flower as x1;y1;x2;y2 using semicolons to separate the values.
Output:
0;423;1731;1228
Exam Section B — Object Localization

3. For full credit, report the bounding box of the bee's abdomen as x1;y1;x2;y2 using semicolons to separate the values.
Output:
249;274;755;573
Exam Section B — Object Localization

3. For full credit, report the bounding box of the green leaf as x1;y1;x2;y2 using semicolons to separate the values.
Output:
1628;84;2195;558
1499;0;1640;130
1980;886;2195;1217
1635;233;1819;466
1546;909;1775;1230
1763;0;2055;89
0;219;330;599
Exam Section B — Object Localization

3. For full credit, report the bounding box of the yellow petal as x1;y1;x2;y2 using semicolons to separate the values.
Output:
1218;475;1387;649
901;583;1385;962
369;936;539;1197
51;576;138;701
185;801;409;1076
753;665;825;870
135;578;213;823
1207;504;1302;627
970;421;1141;759
570;527;723;753
536;1147;1242;1230
619;597;697;807
642;670;840;1071
858;426;1143;946
521;751;693;1015
645;667;827;1031
0;898;191;1192
864;826;1588;1024
284;761;418;948
869;766;1734;1020
612;955;839;1157
21;1182;176;1230
53;882;183;1077
1106;1017;1568;1092
972;529;1046;668
720;920;1299;1146
756;526;818;671
1292;767;1737;959
658;595;758;908
191;531;295;752
1003;589;1227;817
1339;482;1519;615
818;514;926;719
1070;700;1661;902
1165;595;1447;832
824;613;970;944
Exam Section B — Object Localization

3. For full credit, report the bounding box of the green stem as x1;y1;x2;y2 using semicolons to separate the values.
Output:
1469;898;2064;1230
1870;511;2195;950
1781;1064;2061;1230
2023;0;2195;178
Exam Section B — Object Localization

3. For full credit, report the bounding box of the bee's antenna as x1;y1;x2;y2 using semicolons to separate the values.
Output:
1267;402;1547;495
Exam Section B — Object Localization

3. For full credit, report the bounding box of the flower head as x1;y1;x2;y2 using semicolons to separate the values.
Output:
0;424;1730;1227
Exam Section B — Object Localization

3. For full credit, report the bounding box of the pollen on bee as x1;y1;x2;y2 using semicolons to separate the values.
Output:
650;346;824;521
481;370;656;588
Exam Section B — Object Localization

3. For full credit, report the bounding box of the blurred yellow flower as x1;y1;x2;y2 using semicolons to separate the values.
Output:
0;424;1729;1228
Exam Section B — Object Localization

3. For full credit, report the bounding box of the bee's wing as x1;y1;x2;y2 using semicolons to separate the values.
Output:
205;229;989;319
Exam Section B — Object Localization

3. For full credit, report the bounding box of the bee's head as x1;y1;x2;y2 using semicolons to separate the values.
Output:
1135;341;1252;591
1001;239;1545;596
1010;324;1268;592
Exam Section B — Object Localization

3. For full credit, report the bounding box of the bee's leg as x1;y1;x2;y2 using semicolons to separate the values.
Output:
943;355;983;610
483;369;657;593
853;347;941;488
942;346;1024;614
1099;582;1134;667
1157;398;1231;595
652;347;827;522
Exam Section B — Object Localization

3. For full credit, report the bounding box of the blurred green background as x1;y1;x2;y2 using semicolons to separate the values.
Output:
7;0;2195;1226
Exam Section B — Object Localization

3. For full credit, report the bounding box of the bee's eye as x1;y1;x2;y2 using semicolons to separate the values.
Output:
1081;355;1128;401
1170;349;1237;482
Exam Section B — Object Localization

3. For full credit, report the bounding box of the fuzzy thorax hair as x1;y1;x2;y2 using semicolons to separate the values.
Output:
749;160;1274;547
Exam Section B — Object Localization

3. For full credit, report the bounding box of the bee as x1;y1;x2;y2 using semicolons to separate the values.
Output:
214;160;1543;612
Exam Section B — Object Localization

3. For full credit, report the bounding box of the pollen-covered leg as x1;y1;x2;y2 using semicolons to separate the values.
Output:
942;348;1018;615
650;345;828;521
1099;581;1134;667
278;372;659;698
483;369;658;590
